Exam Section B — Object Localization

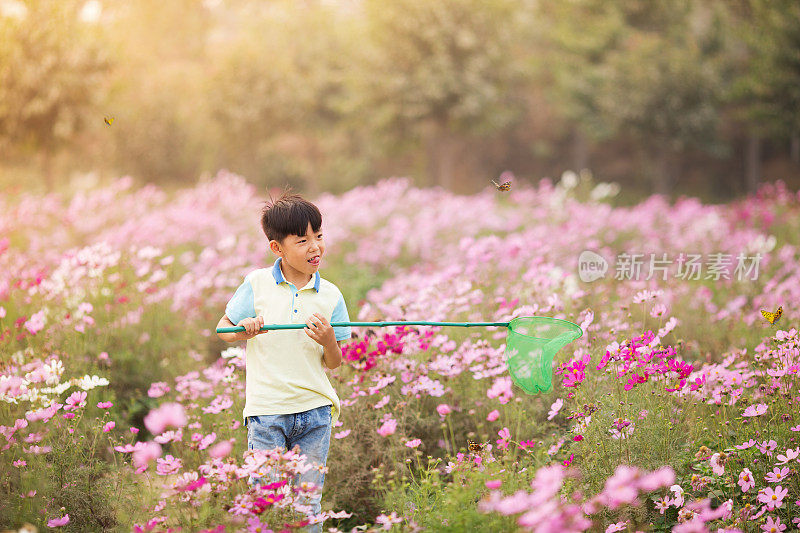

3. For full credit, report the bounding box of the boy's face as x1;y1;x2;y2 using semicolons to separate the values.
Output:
270;222;324;278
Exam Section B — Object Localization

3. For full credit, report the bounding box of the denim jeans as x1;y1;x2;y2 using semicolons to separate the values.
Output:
245;404;332;533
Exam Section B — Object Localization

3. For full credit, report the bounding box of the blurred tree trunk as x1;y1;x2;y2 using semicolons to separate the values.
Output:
426;129;461;191
791;134;799;164
746;134;761;194
653;147;675;197
39;151;54;192
571;128;589;172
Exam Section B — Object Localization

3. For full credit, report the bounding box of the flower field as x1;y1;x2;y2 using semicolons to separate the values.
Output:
1;171;800;532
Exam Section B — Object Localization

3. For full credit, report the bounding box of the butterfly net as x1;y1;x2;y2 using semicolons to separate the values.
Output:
504;317;583;394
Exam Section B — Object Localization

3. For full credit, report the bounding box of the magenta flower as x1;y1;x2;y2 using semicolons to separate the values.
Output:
102;421;115;433
143;402;187;435
487;410;500;422
738;469;754;492
485;479;502;489
47;515;70;527
436;404;451;417
758;486;788;510
97;401;113;409
377;418;397;437
334;429;351;439
405;439;422;448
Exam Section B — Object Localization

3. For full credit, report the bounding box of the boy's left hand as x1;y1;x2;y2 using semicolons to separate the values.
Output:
304;313;336;349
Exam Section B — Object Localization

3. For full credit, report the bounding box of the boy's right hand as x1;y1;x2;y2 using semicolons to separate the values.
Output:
238;316;267;339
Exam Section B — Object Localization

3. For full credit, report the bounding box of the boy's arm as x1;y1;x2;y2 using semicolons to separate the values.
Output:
322;340;344;370
216;314;265;343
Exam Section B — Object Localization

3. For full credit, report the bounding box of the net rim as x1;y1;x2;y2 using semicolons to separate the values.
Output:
507;315;583;341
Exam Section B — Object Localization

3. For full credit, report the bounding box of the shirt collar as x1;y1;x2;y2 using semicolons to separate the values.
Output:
272;257;320;292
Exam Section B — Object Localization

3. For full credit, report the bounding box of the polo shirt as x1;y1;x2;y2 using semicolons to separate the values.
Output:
225;257;351;426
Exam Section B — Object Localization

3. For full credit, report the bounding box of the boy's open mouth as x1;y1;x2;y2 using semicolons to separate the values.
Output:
308;255;320;265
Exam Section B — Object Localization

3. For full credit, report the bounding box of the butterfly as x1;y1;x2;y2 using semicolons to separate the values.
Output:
467;439;485;452
761;306;782;325
104;116;115;126
491;179;511;192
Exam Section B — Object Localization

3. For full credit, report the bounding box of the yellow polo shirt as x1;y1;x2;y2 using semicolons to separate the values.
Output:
225;257;351;426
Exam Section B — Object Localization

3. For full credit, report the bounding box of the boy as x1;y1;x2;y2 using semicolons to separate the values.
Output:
216;190;351;532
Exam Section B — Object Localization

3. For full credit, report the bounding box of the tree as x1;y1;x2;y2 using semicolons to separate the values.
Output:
728;0;800;192
206;0;368;193
541;0;729;196
0;0;110;190
353;0;533;190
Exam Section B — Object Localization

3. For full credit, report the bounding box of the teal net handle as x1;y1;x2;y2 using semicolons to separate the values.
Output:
216;321;510;333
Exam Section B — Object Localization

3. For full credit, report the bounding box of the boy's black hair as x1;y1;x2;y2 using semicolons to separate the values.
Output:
261;186;322;244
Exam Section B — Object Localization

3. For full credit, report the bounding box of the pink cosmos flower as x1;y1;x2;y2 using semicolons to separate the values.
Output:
638;466;676;492
670;485;685;507
485;479;502;489
47;515;70;527
102;421;115;433
790;425;800;432
758;486;788;510
377;419;397;437
436;404;451;417
208;439;232;458
762;516;786;532
143;402;187;435
765;467;790;483
132;441;162;472
738;469;754;492
405;439;421;448
601;465;640;509
654;497;670;514
709;453;724;475
736;439;756;450
64;391;87;411
156;454;182;476
334;430;351;439
496;427;511;450
775;448;799;465
758;440;778;456
487;410;500;422
547;398;563;420
606;523;627;533
97;401;113;409
24;310;46;335
375;512;402;530
743;403;768;417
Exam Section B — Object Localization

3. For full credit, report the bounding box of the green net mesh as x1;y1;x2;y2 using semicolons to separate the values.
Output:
504;317;583;394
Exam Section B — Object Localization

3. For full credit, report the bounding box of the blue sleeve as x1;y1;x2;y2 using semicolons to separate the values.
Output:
225;278;256;325
331;294;351;341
